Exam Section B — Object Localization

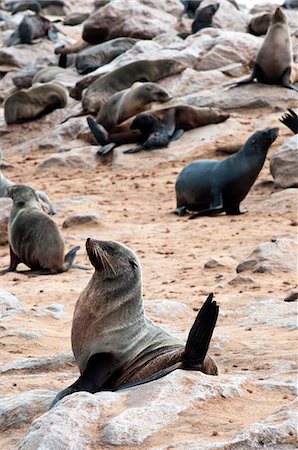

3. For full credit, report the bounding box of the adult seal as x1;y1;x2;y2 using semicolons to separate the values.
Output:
0;185;81;275
50;238;218;407
96;82;171;130
79;59;186;112
226;7;298;92
4;81;68;124
175;127;279;218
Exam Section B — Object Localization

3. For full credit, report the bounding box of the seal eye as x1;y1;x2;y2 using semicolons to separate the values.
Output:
16;201;25;207
129;260;138;269
252;139;256;144
101;244;115;255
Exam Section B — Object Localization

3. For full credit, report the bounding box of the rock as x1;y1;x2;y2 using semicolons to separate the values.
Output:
0;390;55;433
18;371;246;448
236;236;298;273
252;189;298;215
38;147;97;170
270;135;298;188
0;197;12;245
1;351;75;374
138;0;183;16
228;275;255;285
83;0;178;44
201;0;250;32
284;289;298;302
239;298;297;330
12;67;41;89
204;259;225;269
62;214;101;228
31;304;65;320
0;290;22;318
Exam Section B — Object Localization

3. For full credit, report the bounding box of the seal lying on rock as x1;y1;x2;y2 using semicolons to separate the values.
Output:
0;185;82;275
50;238;218;407
226;7;298;92
4;81;68;124
87;105;229;154
175;127;279;218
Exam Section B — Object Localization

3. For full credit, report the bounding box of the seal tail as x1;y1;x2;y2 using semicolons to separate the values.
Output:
279;109;298;134
63;245;80;271
182;293;219;369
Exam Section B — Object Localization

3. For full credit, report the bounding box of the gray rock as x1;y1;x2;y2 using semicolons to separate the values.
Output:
201;0;250;32
0;290;22;318
31;304;65;320
38;147;97;170
270;135;298;188
1;351;75;374
236;236;298;273
62;214;100;228
252;189;298;214
0;390;55;433
12;67;41;89
239;298;297;330
284;289;298;302
0;197;12;245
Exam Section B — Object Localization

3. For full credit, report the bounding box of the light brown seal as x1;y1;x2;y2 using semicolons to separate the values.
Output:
96;82;171;130
226;7;298;91
76;58;186;110
87;105;230;154
0;185;80;275
50;238;218;407
4;81;68;124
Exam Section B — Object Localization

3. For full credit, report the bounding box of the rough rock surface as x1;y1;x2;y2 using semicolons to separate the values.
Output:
0;197;11;245
270;135;298;188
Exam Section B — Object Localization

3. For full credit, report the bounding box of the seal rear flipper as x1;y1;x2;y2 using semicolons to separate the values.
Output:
163;108;176;137
87;117;109;145
63;245;80;271
97;143;116;155
280;67;298;92
279;109;298;134
182;293;219;369
47;28;58;43
50;352;118;408
171;129;184;141
224;65;257;89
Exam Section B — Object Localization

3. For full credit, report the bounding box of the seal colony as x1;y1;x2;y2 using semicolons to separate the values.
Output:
51;238;218;407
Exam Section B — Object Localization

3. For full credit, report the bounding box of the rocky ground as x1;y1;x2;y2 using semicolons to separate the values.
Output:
0;0;297;449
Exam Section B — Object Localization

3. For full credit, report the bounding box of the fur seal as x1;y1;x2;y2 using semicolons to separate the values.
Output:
248;12;272;36
182;0;202;18
87;105;230;154
18;14;58;44
50;238;218;407
279;109;298;134
10;1;41;14
192;3;219;34
63;12;89;26
226;7;298;92
0;150;56;215
76;59;186;109
0;185;80;274
4;81;68;124
75;37;138;75
175;127;279;218
31;66;67;84
96;82;171;130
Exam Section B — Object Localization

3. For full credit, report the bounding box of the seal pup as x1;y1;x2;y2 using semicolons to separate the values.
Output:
87;105;229;154
175;127;279;218
226;8;298;92
4;81;68;124
50;238;218;407
279;109;298;134
248;13;272;36
0;185;80;275
77;59;186;110
192;3;219;34
0;149;56;214
18;14;58;44
96;82;171;130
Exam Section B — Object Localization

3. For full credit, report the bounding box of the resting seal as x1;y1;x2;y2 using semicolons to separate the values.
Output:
192;3;219;34
18;14;57;44
96;82;171;130
226;7;298;92
248;13;272;36
78;59;186;111
87;105;229;154
0;185;80;274
175;127;279;218
50;238;218;407
4;81;68;124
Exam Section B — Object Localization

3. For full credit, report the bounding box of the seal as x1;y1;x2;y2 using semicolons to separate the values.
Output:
75;37;138;75
248;12;272;36
50;238;218;407
226;7;298;91
77;59;186;110
87;105;229;154
96;82;171;130
279;109;298;134
18;14;58;44
0;185;80;274
175;127;279;218
31;66;67;84
4;81;68;124
0;149;56;214
192;3;219;34
182;0;202;18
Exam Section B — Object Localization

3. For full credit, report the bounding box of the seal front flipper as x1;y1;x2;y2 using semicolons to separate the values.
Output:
182;293;218;370
63;246;80;271
279;109;298;134
0;246;21;274
50;352;118;408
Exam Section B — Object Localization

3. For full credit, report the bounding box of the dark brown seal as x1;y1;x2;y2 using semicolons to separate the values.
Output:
192;3;219;34
4;81;68;124
227;7;298;91
0;185;80;274
50;238;218;407
75;59;186;108
18;14;58;44
87;105;230;154
248;12;272;36
279;109;298;134
175;128;279;218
